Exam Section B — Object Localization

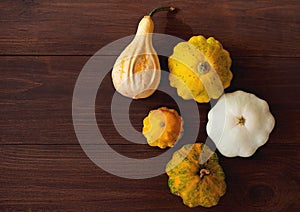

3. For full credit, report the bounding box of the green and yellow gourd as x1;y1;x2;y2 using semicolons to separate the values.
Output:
168;36;233;103
166;143;226;207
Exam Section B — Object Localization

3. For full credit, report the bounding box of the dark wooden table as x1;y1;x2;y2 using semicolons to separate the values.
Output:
1;1;299;211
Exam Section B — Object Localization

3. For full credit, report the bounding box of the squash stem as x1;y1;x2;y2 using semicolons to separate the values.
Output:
199;168;210;179
198;62;211;74
236;116;246;126
148;6;175;17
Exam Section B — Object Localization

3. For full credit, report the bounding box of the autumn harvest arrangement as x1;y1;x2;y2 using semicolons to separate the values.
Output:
111;6;275;208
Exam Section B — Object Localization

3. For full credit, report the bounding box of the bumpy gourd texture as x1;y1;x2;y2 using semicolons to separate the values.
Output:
168;35;233;103
142;107;183;149
166;143;226;207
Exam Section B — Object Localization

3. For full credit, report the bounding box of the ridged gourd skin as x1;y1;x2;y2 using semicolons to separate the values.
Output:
111;16;161;99
166;143;226;208
142;107;183;149
168;35;233;103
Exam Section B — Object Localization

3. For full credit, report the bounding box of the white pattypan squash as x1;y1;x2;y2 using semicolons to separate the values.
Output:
206;90;275;157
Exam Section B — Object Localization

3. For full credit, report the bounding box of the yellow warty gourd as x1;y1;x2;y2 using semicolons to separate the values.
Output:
166;143;226;207
168;35;233;103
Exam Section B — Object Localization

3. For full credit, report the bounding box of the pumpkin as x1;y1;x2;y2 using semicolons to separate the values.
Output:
206;90;275;157
168;35;233;103
112;6;175;99
142;107;183;149
166;143;226;208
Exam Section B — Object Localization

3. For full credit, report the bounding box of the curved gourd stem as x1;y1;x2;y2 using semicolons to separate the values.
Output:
199;168;210;179
148;6;175;17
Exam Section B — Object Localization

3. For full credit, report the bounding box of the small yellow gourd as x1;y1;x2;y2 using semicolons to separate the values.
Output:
112;6;175;99
142;107;183;149
168;36;233;103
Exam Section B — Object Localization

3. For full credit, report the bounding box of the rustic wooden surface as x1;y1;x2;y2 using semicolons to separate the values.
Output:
1;0;299;211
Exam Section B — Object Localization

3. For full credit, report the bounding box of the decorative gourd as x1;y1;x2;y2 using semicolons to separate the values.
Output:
112;6;175;99
206;90;275;157
142;107;183;149
166;143;226;208
168;35;233;103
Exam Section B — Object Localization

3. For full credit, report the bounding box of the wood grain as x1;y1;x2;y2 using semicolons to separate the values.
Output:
0;144;299;211
1;0;300;211
1;56;299;145
0;0;299;56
